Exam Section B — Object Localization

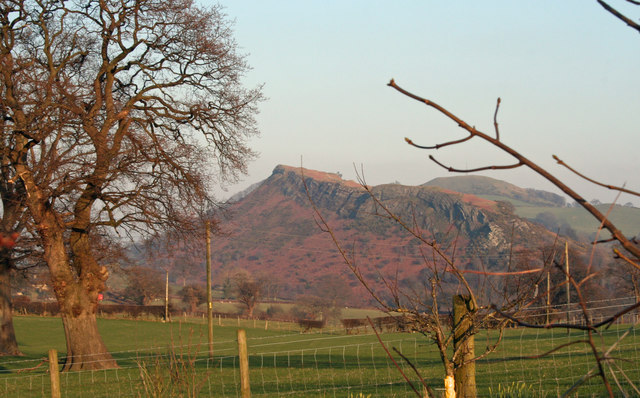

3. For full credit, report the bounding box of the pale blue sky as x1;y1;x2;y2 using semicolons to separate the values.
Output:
209;1;639;205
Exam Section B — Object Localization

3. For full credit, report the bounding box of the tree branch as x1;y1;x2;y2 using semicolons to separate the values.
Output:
388;79;640;262
553;155;639;197
597;0;640;33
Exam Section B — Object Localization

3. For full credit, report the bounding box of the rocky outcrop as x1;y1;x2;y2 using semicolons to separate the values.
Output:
184;165;563;305
251;165;553;257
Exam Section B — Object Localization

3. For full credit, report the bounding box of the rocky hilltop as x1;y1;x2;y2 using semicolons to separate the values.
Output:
206;165;560;304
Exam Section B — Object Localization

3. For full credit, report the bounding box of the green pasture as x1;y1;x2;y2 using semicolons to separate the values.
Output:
1;316;639;397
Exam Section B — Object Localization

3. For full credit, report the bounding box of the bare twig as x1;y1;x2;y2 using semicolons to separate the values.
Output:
492;300;640;330
553;155;639;198
16;358;48;373
366;316;424;398
493;97;501;140
614;248;640;272
393;347;436;398
610;360;640;396
563;262;614;396
562;321;639;397
428;155;523;173
405;135;473;150
596;0;640;33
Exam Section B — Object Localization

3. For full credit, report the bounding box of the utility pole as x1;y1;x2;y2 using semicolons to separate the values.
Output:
546;271;550;324
206;221;214;359
164;269;169;322
565;242;570;329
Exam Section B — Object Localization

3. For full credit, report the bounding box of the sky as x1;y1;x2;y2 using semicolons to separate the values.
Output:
207;1;640;206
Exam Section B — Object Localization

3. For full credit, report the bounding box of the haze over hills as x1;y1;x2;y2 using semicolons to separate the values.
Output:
202;165;568;305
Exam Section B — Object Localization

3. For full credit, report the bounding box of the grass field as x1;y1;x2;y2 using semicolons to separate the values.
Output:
1;315;639;397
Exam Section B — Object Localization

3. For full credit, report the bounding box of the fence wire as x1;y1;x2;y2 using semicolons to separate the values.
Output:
2;300;640;397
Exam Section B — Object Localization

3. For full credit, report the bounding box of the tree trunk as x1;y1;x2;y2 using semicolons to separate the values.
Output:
190;300;197;314
453;295;476;398
60;311;117;371
38;212;117;371
55;262;117;371
0;258;21;356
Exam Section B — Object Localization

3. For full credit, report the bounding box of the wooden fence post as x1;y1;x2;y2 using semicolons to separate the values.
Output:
238;329;251;398
48;349;61;398
453;295;477;398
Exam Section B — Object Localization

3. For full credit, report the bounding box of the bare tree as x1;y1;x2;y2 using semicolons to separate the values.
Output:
387;73;639;395
179;284;206;314
0;233;22;356
294;275;352;322
0;149;38;355
0;0;261;370
382;7;640;392
233;270;263;319
0;164;25;355
123;266;164;306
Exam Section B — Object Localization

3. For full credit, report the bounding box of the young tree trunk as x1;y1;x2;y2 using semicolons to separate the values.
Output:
453;295;476;398
0;258;21;356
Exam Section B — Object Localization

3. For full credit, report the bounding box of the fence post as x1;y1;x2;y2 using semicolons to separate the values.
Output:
48;349;61;398
453;295;476;398
237;329;251;398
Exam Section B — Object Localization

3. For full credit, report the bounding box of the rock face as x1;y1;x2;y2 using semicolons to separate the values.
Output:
205;165;558;305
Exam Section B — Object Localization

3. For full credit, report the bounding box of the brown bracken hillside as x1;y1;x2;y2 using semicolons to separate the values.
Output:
204;165;565;305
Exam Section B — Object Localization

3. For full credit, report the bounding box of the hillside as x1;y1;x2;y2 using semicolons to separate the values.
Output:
423;175;640;237
198;165;565;305
423;175;566;207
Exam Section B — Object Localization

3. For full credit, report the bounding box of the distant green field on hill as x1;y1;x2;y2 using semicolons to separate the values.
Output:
479;194;640;237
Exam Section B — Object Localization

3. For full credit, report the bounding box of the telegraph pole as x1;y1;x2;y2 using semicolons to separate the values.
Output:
164;269;169;322
546;271;550;324
206;221;214;358
565;242;571;330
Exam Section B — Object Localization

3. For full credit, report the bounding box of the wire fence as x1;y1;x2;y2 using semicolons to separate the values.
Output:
2;300;640;397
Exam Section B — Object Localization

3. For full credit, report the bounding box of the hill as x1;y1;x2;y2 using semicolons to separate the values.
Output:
423;175;565;207
200;165;564;305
